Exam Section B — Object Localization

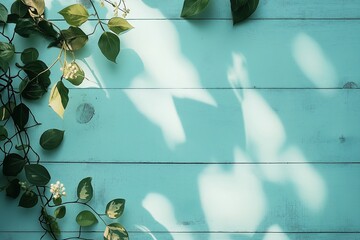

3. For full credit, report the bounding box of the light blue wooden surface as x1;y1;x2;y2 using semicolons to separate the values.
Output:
1;0;360;239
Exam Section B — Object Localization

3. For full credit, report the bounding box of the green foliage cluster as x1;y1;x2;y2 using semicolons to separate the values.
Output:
0;0;130;239
0;0;259;239
181;0;259;24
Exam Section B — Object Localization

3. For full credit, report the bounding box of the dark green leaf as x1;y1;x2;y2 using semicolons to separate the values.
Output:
76;210;98;227
104;223;129;240
0;3;8;23
98;31;120;63
49;81;69;118
77;177;93;202
15;18;36;37
42;209;61;236
231;0;259;25
21;0;45;15
0;101;15;121
22;60;50;79
106;199;125;219
37;20;59;38
0;125;8;141
58;4;89;27
6;179;20;198
21;48;39;64
11;1;28;17
53;197;62;206
19;190;38;208
230;0;248;11
0;42;15;72
108;17;133;35
12;103;29;130
60;26;88;51
2;153;26;176
25;164;51;186
19;78;47;100
40;129;64;150
181;0;210;18
7;13;20;24
54;206;66;219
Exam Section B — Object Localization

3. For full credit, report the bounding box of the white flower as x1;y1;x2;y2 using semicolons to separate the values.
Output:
50;181;66;199
19;181;29;191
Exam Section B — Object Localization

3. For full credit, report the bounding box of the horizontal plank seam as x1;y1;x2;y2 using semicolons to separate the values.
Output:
47;18;360;21
1;230;360;234
41;161;360;165
67;87;360;90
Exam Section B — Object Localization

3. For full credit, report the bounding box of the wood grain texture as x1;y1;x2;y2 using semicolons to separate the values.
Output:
1;163;359;235
10;20;360;89
43;0;360;19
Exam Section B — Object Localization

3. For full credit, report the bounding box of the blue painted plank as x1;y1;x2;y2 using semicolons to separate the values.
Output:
1;232;359;240
8;20;360;89
15;89;360;163
39;0;360;19
1;163;359;236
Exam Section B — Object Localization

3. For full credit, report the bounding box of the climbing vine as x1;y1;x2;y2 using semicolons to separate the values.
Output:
0;0;257;239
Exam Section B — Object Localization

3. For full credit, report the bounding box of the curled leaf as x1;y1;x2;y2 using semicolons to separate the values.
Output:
58;4;89;27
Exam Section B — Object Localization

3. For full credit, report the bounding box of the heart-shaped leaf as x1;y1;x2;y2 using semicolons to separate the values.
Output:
54;206;66;219
104;223;129;240
6;179;20;198
76;210;98;227
0;42;15;72
12;103;29;130
98;31;120;63
59;4;89;27
0;3;8;23
21;48;39;64
2;153;26;176
21;0;45;15
19;190;38;208
25;164;51;186
231;0;259;25
60;26;88;51
77;177;93;202
105;198;125;219
0;125;8;141
108;17;133;35
49;81;69;118
40;129;65;150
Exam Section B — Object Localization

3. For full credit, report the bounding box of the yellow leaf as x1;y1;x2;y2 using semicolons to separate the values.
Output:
49;83;65;118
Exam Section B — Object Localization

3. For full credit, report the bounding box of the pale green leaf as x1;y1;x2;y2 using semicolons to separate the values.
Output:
104;223;129;240
105;199;125;219
0;3;8;23
0;42;15;72
49;81;69;118
76;210;98;227
59;4;89;27
77;177;93;202
21;0;45;15
108;17;133;35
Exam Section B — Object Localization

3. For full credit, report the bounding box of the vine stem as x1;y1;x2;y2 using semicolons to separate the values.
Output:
89;0;106;31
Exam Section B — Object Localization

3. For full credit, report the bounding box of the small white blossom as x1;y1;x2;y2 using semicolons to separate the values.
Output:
50;181;66;199
61;62;80;80
19;181;29;191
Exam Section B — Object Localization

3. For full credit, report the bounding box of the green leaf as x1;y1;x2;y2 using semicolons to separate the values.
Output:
104;223;129;240
25;164;51;186
21;0;45;15
15;144;29;151
105;199;125;219
77;177;93;202
181;0;210;18
12;103;30;130
19;190;38;208
40;129;65;150
59;4;89;27
108;17;133;35
76;210;98;227
0;101;15;121
11;1;28;18
42;210;61;237
19;78;47;100
0;42;15;72
22;60;50;79
53;197;62;206
21;48;39;64
54;206;66;219
15;18;36;37
0;125;8;141
60;26;88;51
37;20;59;38
63;62;85;86
98;31;120;63
49;81;69;118
2;153;26;176
0;3;8;23
231;0;259;25
6;179;20;198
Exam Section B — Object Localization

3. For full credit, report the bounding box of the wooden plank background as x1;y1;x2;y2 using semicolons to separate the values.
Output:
1;0;360;239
